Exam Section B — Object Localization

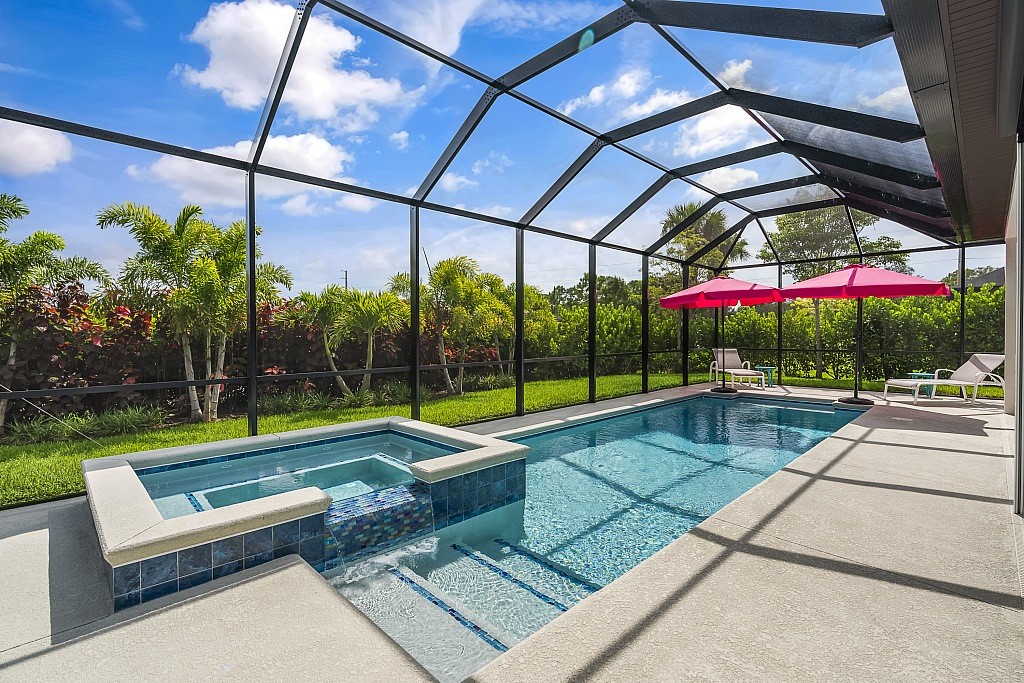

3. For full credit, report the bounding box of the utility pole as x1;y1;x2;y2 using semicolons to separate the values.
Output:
341;269;348;290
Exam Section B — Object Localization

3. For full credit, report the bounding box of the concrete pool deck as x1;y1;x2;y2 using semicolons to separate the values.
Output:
1;384;1021;680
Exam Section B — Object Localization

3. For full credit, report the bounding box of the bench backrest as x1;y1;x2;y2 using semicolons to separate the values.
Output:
714;348;744;369
949;353;1005;382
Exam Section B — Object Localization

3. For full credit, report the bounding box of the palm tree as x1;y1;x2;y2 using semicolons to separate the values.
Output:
660;202;749;282
0;194;109;433
288;285;353;396
341;290;408;390
98;202;291;421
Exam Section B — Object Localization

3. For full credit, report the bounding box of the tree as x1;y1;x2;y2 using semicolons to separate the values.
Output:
0;194;109;433
288;285;354;396
942;265;999;287
651;202;749;352
98;203;291;421
757;196;910;378
340;290;408;390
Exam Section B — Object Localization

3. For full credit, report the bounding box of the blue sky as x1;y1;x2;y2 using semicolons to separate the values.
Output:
0;0;997;294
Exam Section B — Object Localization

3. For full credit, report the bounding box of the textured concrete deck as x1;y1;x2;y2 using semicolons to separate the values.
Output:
470;386;1024;681
0;385;1020;681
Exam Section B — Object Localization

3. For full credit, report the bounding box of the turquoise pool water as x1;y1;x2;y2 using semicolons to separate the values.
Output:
137;431;457;519
331;396;858;682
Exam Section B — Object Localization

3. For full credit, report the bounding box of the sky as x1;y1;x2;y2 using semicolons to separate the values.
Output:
0;0;1001;295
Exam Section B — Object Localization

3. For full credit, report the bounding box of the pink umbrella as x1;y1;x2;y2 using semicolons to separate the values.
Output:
661;276;784;393
781;263;951;405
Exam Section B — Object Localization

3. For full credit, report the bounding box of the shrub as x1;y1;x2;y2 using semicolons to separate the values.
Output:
0;405;165;444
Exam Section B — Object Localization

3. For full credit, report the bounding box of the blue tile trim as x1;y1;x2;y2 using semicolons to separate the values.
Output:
183;492;205;513
134;429;459;476
493;539;601;593
451;544;569;613
387;567;508;653
111;512;328;610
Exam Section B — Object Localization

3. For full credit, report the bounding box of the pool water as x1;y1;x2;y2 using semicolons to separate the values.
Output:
137;431;457;519
329;397;857;682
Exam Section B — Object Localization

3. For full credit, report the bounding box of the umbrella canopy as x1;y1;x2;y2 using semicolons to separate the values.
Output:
660;276;785;309
780;263;950;300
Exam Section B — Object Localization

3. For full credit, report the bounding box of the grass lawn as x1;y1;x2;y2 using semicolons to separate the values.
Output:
0;370;1002;508
0;373;682;508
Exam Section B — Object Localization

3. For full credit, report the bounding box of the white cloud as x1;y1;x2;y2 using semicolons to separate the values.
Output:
0;120;73;176
560;84;607;117
610;68;650;99
857;85;914;115
388;130;410;151
131;133;354;207
471;204;514;218
360;0;604;72
673;105;759;158
567;216;607;236
106;0;146;31
281;194;322;216
717;58;753;89
439;171;478;192
693;167;759;193
471;151;512;175
620;87;693;120
0;62;35;76
336;194;378;212
177;0;423;132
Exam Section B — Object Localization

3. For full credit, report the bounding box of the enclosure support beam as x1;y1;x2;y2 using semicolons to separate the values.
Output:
682;265;690;386
629;1;893;47
648;198;724;255
642;256;650;393
958;245;966;366
682;215;755;267
516;227;526;415
777;264;784;386
410;207;421;420
589;244;598;403
846;205;864;260
245;171;259;437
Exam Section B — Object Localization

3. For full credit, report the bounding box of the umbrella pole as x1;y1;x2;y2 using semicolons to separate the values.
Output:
839;297;874;406
711;299;738;394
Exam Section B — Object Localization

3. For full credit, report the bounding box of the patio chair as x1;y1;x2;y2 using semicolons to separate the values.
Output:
710;348;766;390
882;353;1005;405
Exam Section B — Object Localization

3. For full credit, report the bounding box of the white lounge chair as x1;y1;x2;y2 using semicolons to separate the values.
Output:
710;348;766;389
883;353;1005;405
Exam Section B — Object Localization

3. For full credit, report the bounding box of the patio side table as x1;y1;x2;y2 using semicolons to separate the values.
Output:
755;366;776;387
906;371;935;397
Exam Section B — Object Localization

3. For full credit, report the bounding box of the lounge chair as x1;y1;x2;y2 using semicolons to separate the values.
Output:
710;348;766;389
883;353;1005;405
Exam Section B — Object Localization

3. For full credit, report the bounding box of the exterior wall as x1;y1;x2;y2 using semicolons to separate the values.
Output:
1007;147;1020;416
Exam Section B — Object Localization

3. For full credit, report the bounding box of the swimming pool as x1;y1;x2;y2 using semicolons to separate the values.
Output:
330;396;858;682
137;431;458;519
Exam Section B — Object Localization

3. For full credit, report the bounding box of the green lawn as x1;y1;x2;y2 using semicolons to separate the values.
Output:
0;373;681;508
0;369;1002;509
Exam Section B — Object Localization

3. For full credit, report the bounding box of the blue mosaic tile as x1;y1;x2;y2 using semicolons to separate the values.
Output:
213;560;244;579
141;553;177;588
431;479;449;499
112;563;140;596
300;537;325;564
141;579;177;603
179;569;213;591
183;492;205;513
212;536;243;566
244;551;273;569
114;590;140;610
243;527;272;556
273;520;300;548
273;543;299;560
299;514;325;541
178;543;212;576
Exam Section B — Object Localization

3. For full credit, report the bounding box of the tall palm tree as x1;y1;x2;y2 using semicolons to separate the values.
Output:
0;194;109;433
288;285;354;396
98;202;290;421
341;290;408;390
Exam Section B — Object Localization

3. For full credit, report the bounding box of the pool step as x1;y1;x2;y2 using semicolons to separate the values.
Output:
410;543;567;645
331;563;508;683
490;538;602;600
